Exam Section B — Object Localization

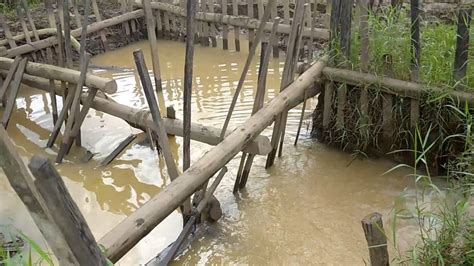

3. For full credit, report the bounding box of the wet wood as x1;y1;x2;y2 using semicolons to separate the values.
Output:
98;56;328;263
339;0;353;59
3;70;274;155
155;8;164;38
46;53;58;124
183;0;197;171
358;0;369;136
361;213;389;266
16;7;38;61
271;1;279;58
233;152;247;193
143;0;164;95
283;0;290;24
20;0;45;59
453;7;472;83
163;10;172;39
129;0;138;35
101;134;137;166
91;0;109;50
322;81;334;129
222;0;229;50
0;57;117;93
294;88;307;146
0;128;79;265
336;83;347;129
238;153;255;189
200;0;211;46
28;155;108;266
0;14;17;48
0;57;21;106
248;0;255;49
1;58;28;129
232;0;241;51
134;49;192;215
220;0;276;140
410;0;421;130
63;0;73;68
120;0;132;38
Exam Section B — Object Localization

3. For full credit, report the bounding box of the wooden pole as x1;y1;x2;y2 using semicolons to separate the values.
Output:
0;57;21;106
294;88;307;146
16;6;38;61
358;0;369;142
232;0;241;51
271;0;279;58
1;58;28;129
98;57;328;262
183;0;197;171
453;7;472;83
63;0;74;69
134;49;192;216
28;156;108;266
200;0;211;46
0;14;17;48
248;0;255;49
46;50;59;124
91;0;109;51
101;134;137;166
0;128;79;265
222;0;229;50
219;0;276;140
409;0;421;130
70;0;83;28
120;0;132;40
361;213;389;266
20;0;45;59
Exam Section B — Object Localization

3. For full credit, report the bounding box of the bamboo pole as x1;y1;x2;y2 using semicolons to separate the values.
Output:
294;88;307;145
46;52;58;124
1;58;28;129
0;70;276;155
233;152;247;193
98;57;328;263
134;49;192;216
28;156;108;266
20;0;45;59
183;0;197;171
219;0;277;140
271;0;279;58
0;128;79;265
0;57;117;93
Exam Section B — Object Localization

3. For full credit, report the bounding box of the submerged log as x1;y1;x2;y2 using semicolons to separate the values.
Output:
0;57;117;93
98;57;328;262
0;70;275;155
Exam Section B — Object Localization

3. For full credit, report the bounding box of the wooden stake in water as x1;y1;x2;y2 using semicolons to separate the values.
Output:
16;7;38;61
222;0;229;50
247;0;255;50
183;0;197;171
361;212;389;266
0;57;21;106
1;58;28;129
91;0;109;51
232;0;241;51
134;49;192;216
219;0;277;140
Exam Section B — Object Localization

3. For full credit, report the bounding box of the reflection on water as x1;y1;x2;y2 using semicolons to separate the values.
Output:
0;39;418;265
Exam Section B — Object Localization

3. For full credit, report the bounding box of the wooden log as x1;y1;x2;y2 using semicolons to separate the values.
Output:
222;0;229;50
361;213;389;266
322;81;334;129
453;7;472;83
305;0;313;61
91;0;109;50
0;57;117;93
28;155;108;266
1;58;28;129
220;0;276;140
183;0;197;171
143;0;165;97
266;0;306;167
335;83;347;129
232;0;241;51
140;1;330;40
134;49;192;216
322;67;474;105
238;152;255;189
0;14;17;48
101;134;137;166
163;10;172;39
381;93;393;151
155;8;164;38
98;57;328;263
0;70;275;155
0;57;21;106
0;128;79;265
340;0;353;59
201;0;211;46
410;0;420;82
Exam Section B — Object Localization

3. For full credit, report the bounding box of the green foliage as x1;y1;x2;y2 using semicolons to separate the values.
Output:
346;6;473;90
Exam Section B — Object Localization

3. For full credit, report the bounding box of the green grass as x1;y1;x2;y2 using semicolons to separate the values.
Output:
347;7;473;91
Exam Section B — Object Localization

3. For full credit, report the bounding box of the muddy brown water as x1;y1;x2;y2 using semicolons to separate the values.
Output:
0;39;423;265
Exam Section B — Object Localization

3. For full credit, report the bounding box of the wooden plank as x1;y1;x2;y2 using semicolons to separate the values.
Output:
0;128;79;265
91;0;109;51
220;0;277;140
222;0;229;50
232;0;241;51
101;134;137;166
361;213;389;266
98;57;328;263
28;156;108;266
0;14;17;48
183;0;197;171
1;58;28;129
133;49;192;215
0;57;21;106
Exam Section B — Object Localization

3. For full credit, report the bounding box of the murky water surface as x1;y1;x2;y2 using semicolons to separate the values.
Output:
1;39;419;265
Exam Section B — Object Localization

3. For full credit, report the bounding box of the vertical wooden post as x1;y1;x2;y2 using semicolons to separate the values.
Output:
359;0;370;144
361;213;389;266
233;0;241;51
304;0;313;61
183;0;197;171
101;134;137;166
163;10;172;39
16;7;38;61
46;54;59;124
322;81;334;129
63;0;74;69
133;49;192;216
1;58;28;129
283;0;290;25
271;1;279;58
453;7;472;83
222;0;229;50
248;0;255;50
70;0;82;28
410;0;420;131
155;8;164;38
233;152;247;193
28;156;108;266
129;0;138;37
120;0;132;40
20;0;45;59
0;128;79;265
220;0;276;140
91;0;109;51
200;0;211;46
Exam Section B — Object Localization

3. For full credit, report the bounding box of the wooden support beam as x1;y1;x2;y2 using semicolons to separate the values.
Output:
183;0;197;171
233;152;247;193
20;0;45;59
0;14;17;48
0;57;21;106
46;50;59;124
1;58;28;129
63;0;74;68
232;0;241;51
120;0;132;39
28;155;108;266
98;56;328;263
0;57;117;93
16;6;38;61
361;213;389;266
248;0;255;49
322;81;334;129
222;0;229;50
220;0;276;140
101;134;137;166
91;0;109;50
0;128;79;265
271;0;279;58
410;0;421;130
1;70;275;155
358;0;369;139
134;49;192;216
